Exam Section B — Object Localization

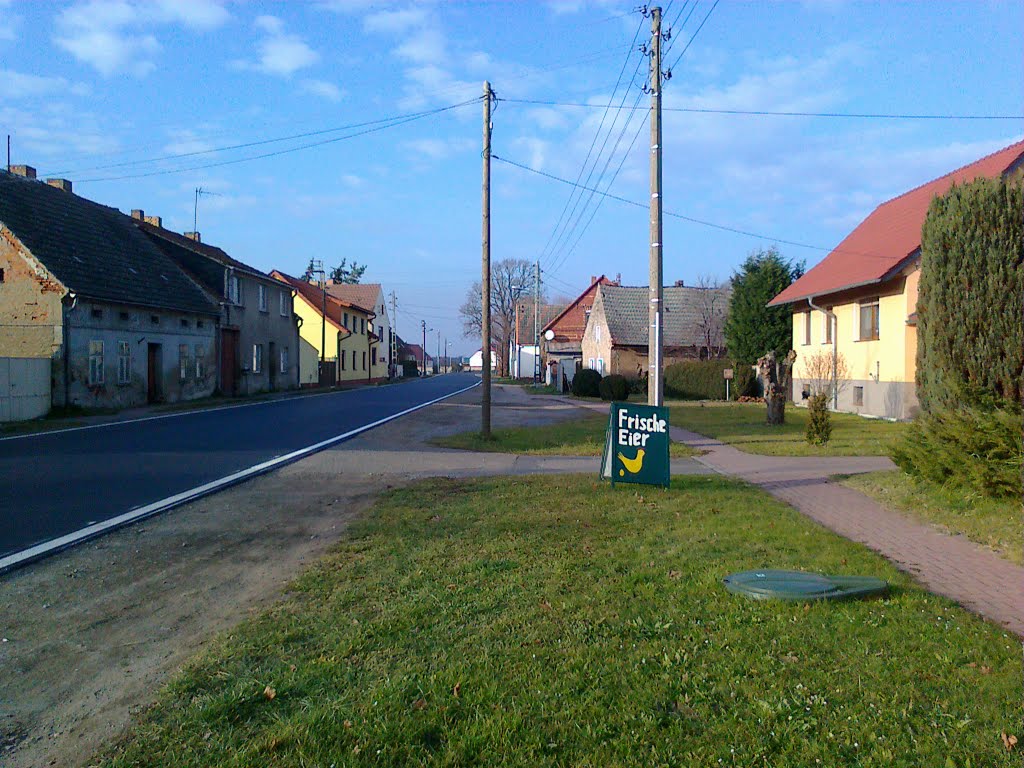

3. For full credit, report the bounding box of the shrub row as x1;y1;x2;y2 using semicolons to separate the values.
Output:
570;369;634;402
664;360;757;400
891;407;1022;499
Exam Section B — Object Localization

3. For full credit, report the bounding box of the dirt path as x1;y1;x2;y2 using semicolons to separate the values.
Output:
0;385;599;768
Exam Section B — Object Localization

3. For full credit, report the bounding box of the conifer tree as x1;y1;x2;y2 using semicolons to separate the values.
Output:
724;247;804;366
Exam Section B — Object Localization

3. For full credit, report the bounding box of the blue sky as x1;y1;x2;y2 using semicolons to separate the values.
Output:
2;0;1021;354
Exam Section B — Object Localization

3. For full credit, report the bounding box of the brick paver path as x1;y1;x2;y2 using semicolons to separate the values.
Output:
673;426;1023;637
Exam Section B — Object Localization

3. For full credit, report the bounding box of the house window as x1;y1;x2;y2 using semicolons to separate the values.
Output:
352;350;357;370
595;324;601;343
88;340;104;385
824;308;833;344
280;347;288;374
0;268;4;283
596;358;605;374
197;319;204;329
258;284;268;312
180;318;189;328
859;298;880;341
279;291;289;316
91;308;103;320
179;344;189;380
195;344;205;379
802;310;812;345
119;311;130;321
362;351;367;370
588;357;595;369
151;315;160;325
341;350;346;370
227;274;241;304
117;341;130;385
378;324;383;340
343;312;349;329
853;386;864;406
253;344;263;374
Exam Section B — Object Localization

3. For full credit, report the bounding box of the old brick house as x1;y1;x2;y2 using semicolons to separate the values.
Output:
0;167;219;415
540;275;616;386
581;283;730;377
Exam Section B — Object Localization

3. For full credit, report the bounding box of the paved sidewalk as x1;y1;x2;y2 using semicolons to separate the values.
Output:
672;425;1024;637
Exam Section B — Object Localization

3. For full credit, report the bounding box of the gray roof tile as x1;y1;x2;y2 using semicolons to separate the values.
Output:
598;284;730;346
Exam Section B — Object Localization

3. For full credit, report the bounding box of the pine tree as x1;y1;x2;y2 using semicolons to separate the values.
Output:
723;247;804;366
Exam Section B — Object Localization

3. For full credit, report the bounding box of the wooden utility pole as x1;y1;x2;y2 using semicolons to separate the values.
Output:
533;259;541;382
481;81;493;436
421;320;428;376
389;290;398;378
647;7;664;407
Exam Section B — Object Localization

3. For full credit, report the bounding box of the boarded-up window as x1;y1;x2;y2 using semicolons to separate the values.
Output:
88;340;104;385
117;341;130;384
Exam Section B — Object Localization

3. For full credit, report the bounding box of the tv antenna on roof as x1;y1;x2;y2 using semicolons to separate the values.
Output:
193;187;223;233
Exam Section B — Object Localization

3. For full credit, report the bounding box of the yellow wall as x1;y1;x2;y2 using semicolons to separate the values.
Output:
791;271;918;386
290;293;378;383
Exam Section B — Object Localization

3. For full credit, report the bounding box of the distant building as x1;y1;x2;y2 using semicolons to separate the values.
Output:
468;349;497;372
0;168;218;418
541;275;617;387
135;216;299;396
581;283;730;377
326;282;393;380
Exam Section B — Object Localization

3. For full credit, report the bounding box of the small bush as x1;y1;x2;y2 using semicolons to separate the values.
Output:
625;375;648;396
891;407;1022;499
401;359;419;377
805;394;832;445
665;360;730;400
598;374;629;401
734;365;759;399
571;368;602;398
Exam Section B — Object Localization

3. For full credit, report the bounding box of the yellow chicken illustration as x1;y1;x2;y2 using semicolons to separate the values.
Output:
617;448;645;476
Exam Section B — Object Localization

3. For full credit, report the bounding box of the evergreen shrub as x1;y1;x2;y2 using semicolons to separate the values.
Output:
664;360;730;400
571;368;602;398
598;374;629;401
805;394;832;445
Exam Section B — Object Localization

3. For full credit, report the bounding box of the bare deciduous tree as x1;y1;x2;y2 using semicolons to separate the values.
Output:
694;274;728;358
801;348;851;403
459;258;538;377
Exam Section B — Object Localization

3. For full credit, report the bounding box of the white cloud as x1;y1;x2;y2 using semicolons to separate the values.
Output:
0;69;89;100
1;104;121;163
363;7;428;34
54;0;229;77
403;137;474;161
238;15;319;76
302;78;344;101
512;137;549;171
162;128;216;156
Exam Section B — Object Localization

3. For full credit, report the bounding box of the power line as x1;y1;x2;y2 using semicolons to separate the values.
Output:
491;152;906;262
497;98;1024;121
73;99;479;183
534;16;645;271
665;0;720;74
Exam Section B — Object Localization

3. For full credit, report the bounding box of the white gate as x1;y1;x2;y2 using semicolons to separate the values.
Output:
0;357;51;422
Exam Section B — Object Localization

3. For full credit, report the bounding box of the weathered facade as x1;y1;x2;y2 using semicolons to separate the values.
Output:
541;275;615;382
581;283;730;377
137;219;300;395
770;139;1024;420
0;168;220;418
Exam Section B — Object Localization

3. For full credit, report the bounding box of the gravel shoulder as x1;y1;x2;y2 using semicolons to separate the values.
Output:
0;384;596;768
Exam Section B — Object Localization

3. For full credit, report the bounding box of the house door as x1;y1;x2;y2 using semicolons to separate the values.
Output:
220;329;239;396
147;343;162;404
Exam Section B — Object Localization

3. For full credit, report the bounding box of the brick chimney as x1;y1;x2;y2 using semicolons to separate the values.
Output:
10;165;36;179
674;279;685;287
131;209;145;220
46;178;73;192
590;275;597;285
184;231;201;242
144;215;162;228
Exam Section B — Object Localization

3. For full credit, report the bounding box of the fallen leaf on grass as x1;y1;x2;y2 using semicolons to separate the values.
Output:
263;686;276;701
413;698;427;711
446;583;458;591
668;570;681;580
782;654;799;664
980;666;992;675
429;515;442;523
343;720;353;729
1001;732;1018;750
453;682;461;698
540;600;552;611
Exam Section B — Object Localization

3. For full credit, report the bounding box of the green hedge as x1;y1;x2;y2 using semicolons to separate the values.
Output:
917;175;1023;411
665;359;751;400
571;368;602;398
598;374;629;401
891;407;1022;499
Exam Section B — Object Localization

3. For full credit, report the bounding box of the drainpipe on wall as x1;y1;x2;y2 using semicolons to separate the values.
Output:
807;296;838;410
62;291;78;408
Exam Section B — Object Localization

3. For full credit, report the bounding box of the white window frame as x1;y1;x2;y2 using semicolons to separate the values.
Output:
597;358;605;374
258;284;268;312
595;324;601;343
88;340;104;385
279;290;289;316
280;347;289;374
117;340;130;385
178;344;189;381
802;310;812;346
588;357;595;369
226;273;240;304
253;344;263;374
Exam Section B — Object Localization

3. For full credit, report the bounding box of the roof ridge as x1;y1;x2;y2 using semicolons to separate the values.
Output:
875;138;1024;208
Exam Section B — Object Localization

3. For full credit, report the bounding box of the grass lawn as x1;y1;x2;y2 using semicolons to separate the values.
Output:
670;401;906;456
433;413;695;457
840;470;1022;565
97;476;1020;767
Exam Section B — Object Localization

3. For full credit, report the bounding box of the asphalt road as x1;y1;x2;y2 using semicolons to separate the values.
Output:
0;374;479;562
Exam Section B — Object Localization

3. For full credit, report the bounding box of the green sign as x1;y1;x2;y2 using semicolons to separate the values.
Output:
601;402;671;488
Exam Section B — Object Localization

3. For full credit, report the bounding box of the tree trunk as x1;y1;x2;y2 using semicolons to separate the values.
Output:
757;350;797;425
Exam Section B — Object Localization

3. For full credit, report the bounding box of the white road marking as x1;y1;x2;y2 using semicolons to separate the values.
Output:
0;380;480;574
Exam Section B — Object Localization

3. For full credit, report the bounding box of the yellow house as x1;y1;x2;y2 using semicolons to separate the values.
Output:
271;271;378;386
769;140;1024;419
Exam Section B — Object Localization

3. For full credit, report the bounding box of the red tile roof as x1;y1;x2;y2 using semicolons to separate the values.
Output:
769;140;1024;306
270;270;351;335
541;275;615;343
325;282;379;314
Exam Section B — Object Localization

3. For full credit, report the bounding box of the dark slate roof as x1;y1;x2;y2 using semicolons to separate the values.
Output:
598;284;731;346
136;220;271;281
0;172;218;315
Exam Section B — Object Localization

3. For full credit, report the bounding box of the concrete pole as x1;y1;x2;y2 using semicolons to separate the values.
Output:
534;259;541;382
647;7;664;407
481;81;493;436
